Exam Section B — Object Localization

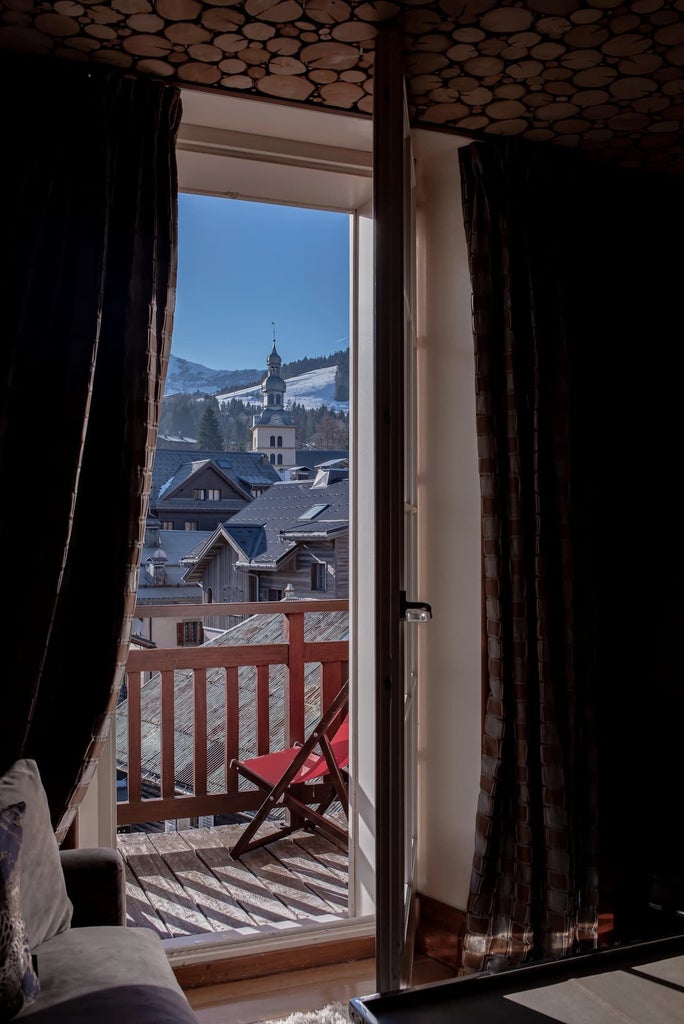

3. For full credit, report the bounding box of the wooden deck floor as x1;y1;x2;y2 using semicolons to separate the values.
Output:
118;823;349;941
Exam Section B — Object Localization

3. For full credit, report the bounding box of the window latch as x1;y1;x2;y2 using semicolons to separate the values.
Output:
400;591;432;623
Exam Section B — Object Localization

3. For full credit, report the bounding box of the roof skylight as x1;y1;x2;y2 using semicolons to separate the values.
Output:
299;503;328;521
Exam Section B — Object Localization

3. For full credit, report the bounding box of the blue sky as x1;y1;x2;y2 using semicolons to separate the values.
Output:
172;193;350;372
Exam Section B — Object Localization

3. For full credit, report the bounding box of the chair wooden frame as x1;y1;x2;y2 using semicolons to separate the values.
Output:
229;680;350;860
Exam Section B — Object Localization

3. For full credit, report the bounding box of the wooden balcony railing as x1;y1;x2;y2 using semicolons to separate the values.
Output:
117;599;349;828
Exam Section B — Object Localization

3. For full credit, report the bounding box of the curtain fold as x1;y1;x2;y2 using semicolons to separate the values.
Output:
0;53;181;843
459;138;684;972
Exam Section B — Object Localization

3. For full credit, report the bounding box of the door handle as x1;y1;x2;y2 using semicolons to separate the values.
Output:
400;591;432;622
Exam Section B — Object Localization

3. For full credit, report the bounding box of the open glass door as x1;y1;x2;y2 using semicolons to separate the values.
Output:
374;25;431;994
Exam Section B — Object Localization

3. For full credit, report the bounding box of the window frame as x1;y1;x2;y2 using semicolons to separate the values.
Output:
176;620;204;646
311;561;327;592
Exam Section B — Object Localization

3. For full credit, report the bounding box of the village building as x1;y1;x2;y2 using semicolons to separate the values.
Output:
181;467;349;631
287;454;349;481
132;517;213;654
149;449;280;532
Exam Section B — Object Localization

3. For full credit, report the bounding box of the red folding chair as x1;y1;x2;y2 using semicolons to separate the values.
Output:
229;680;349;860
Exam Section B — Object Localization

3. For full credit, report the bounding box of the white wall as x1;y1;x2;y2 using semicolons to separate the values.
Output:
135;614;185;649
77;727;117;848
414;134;481;910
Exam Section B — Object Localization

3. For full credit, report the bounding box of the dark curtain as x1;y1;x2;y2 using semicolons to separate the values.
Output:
458;138;684;972
0;53;181;844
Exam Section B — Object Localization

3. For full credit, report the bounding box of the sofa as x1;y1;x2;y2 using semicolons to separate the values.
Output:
0;759;198;1024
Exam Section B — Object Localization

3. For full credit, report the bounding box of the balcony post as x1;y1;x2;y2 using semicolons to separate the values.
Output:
283;609;305;746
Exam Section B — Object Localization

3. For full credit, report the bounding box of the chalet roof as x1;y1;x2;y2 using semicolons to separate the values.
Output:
137;529;212;603
151;449;280;506
115;608;349;794
313;458;349;469
280;522;348;541
311;467;348;487
141;529;213;568
129;634;156;650
135;587;202;605
156;458;253;503
227;478;348;570
221;524;266;562
289;451;348;470
181;477;349;580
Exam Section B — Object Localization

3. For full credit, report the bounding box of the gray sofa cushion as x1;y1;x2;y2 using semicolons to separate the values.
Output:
59;849;125;928
18;926;197;1024
0;802;40;1021
0;762;72;950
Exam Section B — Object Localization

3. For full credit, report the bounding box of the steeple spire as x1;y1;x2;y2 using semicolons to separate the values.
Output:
267;331;282;374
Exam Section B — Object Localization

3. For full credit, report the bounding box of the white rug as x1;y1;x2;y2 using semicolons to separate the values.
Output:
266;1001;349;1024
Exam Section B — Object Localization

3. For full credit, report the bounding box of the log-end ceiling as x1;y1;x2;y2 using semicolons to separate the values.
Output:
1;0;682;174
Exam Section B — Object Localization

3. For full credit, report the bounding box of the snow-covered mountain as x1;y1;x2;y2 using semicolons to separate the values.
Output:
164;354;260;397
165;354;349;414
217;365;348;413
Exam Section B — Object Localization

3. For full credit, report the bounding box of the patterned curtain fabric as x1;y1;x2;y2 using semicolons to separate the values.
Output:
0;53;181;843
458;138;684;973
457;139;603;973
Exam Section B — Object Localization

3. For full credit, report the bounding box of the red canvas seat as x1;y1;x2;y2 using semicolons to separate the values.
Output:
236;718;349;788
229;680;349;860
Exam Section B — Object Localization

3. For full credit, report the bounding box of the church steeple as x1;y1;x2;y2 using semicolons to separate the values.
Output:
262;337;286;408
251;332;296;472
267;338;282;374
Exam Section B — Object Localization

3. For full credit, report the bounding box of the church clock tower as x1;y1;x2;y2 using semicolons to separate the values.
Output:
251;338;296;469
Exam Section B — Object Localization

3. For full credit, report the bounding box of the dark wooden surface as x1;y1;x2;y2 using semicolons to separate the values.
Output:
350;932;684;1024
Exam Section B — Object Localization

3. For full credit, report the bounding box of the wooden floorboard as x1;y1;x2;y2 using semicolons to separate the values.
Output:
147;832;263;937
268;835;348;912
119;832;214;937
183;826;300;928
117;822;350;939
123;859;168;937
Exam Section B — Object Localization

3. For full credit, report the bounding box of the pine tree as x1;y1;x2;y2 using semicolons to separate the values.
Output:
197;404;224;450
334;350;349;401
159;394;201;439
221;399;252;450
310;411;348;449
